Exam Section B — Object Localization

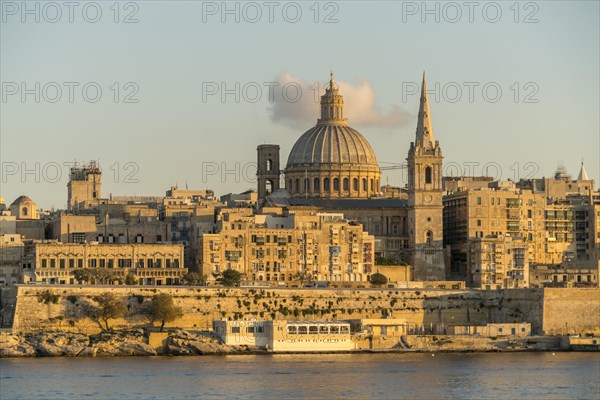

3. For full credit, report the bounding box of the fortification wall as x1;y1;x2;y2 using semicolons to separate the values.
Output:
8;286;599;335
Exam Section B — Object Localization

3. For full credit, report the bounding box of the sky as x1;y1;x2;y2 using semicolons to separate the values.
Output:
1;0;599;209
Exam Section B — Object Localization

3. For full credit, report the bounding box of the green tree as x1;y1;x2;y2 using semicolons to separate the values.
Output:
124;273;138;285
181;272;207;286
219;269;242;287
148;294;183;332
88;293;127;331
370;273;388;286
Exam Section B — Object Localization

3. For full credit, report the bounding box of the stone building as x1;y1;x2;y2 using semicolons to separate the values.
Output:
33;242;186;285
280;72;382;200
466;235;529;289
0;234;24;287
406;74;445;280
257;73;446;280
67;161;102;210
444;165;599;287
200;209;374;285
9;195;39;220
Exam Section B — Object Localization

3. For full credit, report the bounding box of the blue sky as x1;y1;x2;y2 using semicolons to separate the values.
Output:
1;1;598;208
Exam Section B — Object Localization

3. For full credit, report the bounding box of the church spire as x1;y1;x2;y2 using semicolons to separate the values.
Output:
578;159;589;181
415;72;435;148
318;71;347;126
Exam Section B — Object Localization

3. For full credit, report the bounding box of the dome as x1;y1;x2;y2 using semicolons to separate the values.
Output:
284;72;381;199
286;124;379;168
11;195;35;206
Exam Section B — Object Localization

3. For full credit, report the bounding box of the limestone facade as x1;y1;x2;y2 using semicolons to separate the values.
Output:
33;242;187;285
200;209;374;284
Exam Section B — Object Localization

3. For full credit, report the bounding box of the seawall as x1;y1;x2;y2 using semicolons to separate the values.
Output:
6;286;599;336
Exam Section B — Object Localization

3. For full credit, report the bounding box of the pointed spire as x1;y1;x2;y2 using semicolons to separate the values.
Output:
415;72;435;148
578;159;589;180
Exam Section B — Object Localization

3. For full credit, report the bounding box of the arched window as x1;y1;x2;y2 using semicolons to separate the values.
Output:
267;159;273;171
295;179;300;193
22;207;28;216
426;230;433;246
343;178;349;191
288;179;292;191
324;178;330;191
314;178;320;192
370;179;374;191
425;166;432;184
362;178;367;191
375;179;379;192
333;178;340;191
266;180;273;195
353;178;358;191
304;178;310;192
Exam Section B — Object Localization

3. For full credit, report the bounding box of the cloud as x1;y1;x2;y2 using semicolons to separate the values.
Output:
267;72;411;130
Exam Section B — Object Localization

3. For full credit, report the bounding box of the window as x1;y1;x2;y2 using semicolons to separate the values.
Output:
363;178;367;191
298;326;308;334
22;207;28;216
136;234;143;243
343;178;349;191
476;197;482;205
313;178;320;192
353;178;358;191
295;179;300;193
59;259;65;269
41;259;47;268
324;178;330;191
231;326;240;334
72;232;85;243
287;326;297;335
333;178;339;191
425;166;432;184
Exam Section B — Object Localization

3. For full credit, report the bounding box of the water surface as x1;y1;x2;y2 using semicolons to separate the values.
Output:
1;353;599;399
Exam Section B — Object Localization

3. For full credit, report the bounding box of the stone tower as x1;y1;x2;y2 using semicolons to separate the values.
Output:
67;161;102;210
407;74;446;280
257;144;281;201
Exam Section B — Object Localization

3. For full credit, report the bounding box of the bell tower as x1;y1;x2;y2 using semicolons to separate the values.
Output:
407;73;446;280
257;144;281;202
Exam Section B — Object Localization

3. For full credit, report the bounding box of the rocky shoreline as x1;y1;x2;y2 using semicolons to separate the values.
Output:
1;329;585;357
0;330;261;358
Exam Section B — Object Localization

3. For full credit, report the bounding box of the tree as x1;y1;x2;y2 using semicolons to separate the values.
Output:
124;273;138;285
219;269;242;287
148;294;183;332
370;273;388;286
181;272;207;286
88;293;127;331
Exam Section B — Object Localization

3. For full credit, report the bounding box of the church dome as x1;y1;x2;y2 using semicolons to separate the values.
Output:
284;72;381;199
11;195;35;206
286;124;379;168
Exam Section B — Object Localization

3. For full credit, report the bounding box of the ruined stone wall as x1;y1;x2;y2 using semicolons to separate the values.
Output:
8;286;599;336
